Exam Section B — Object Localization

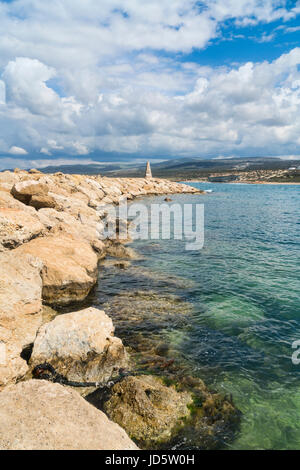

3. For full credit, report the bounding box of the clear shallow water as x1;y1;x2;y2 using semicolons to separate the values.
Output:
95;183;300;450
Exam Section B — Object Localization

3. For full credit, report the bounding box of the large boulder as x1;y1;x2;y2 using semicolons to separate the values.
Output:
103;375;192;448
103;374;241;450
0;252;43;389
30;307;128;396
0;380;138;450
0;208;45;251
15;234;98;306
11;180;49;205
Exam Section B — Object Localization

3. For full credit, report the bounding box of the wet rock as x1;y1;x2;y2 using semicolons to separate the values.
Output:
105;241;140;259
104;373;241;450
102;290;192;334
0;208;45;251
30;307;128;396
0;252;43;389
0;380;138;450
101;259;131;269
15;234;98;306
104;375;192;448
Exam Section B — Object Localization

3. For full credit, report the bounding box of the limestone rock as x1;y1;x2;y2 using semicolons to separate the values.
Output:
30;194;58;210
36;208;105;257
0;380;138;450
0;191;36;213
15;234;98;306
11;180;49;205
104;375;192;447
0;208;45;251
0;252;43;389
30;307;128;395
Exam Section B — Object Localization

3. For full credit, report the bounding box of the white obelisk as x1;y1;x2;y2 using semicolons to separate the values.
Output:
145;161;152;179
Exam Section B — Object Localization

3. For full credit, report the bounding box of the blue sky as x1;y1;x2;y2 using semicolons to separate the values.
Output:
0;0;300;169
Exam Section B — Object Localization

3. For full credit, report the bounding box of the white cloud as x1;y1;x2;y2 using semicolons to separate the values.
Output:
8;146;28;155
0;80;5;104
0;1;299;159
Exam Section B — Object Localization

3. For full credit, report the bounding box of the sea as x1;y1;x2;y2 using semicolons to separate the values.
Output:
93;182;300;450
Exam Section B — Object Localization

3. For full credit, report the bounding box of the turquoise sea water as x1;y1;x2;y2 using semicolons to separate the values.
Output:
95;183;300;450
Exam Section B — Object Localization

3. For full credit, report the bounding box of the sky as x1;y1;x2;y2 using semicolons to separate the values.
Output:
0;0;300;169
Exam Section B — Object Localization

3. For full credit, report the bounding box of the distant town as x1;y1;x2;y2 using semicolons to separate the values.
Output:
24;157;300;183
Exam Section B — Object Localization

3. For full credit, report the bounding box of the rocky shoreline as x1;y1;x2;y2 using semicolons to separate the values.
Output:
0;169;240;450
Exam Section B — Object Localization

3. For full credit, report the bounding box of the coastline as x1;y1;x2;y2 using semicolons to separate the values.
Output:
0;170;241;450
179;180;300;185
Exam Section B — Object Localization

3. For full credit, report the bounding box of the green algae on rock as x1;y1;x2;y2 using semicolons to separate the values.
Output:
102;374;241;450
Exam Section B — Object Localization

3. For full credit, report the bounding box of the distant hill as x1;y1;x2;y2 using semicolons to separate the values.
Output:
15;156;300;180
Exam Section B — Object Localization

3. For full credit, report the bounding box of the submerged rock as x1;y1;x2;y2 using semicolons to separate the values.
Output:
30;307;128;396
103;374;241;450
204;295;265;335
0;380;138;450
15;234;98;306
105;240;140;259
104;375;192;448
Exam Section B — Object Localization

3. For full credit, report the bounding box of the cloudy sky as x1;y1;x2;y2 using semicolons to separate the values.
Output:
0;0;300;169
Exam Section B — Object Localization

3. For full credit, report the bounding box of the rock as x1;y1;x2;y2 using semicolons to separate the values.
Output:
29;194;58;210
47;192;97;220
0;191;36;213
101;259;131;269
105;241;140;259
0;380;138;450
103;375;192;448
30;307;128;396
0;183;12;192
11;180;49;205
15;234;98;306
0;208;45;251
0;252;43;389
28;169;42;174
36;208;105;257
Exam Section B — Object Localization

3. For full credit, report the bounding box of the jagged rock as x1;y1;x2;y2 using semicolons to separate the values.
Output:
0;380;138;450
46;192;98;220
103;375;192;447
30;307;128;396
11;180;49;205
15;234;98;306
0;208;45;251
0;252;43;389
28;169;42;174
36;208;105;257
